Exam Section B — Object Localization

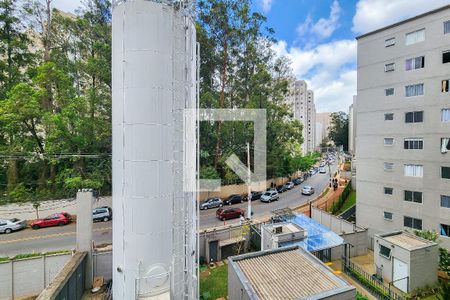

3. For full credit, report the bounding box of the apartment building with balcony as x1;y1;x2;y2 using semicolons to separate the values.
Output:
288;80;317;155
356;5;450;249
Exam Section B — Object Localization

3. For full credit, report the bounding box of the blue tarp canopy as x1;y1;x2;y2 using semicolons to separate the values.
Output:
279;214;344;252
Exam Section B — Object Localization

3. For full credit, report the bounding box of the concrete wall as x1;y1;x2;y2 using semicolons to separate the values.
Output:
228;261;252;300
356;6;450;250
199;224;252;263
0;253;71;300
311;207;368;258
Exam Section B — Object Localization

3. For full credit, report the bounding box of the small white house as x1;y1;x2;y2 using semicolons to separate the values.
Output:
374;231;438;293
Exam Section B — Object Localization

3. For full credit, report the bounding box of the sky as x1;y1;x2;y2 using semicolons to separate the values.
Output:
52;0;450;113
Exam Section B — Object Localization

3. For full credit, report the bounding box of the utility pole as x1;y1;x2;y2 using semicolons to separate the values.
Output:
247;142;252;219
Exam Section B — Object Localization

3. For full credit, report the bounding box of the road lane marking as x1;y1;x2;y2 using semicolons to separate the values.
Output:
0;227;112;245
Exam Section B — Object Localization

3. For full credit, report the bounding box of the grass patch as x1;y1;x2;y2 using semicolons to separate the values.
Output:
336;190;356;215
320;187;330;198
200;264;228;299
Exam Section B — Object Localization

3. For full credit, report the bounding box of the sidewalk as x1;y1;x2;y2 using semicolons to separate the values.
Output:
0;196;112;220
295;162;348;215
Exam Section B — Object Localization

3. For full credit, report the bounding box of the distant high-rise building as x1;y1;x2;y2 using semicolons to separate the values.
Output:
356;5;450;249
316;112;331;146
288;80;316;155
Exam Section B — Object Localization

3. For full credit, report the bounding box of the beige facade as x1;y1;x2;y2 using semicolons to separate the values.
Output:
356;5;450;249
288;80;316;155
316;112;331;146
348;96;357;155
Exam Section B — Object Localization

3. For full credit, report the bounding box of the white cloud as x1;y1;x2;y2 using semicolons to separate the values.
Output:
260;0;274;13
353;0;450;34
272;39;356;112
296;0;341;41
311;0;341;38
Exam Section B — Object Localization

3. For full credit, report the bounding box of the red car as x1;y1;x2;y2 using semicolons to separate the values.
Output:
216;208;245;221
31;212;72;229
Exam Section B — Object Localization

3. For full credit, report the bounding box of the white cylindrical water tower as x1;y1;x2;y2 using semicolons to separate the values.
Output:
112;0;197;298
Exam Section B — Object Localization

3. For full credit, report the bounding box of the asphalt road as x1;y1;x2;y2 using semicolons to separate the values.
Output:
0;221;112;256
199;162;337;229
0;162;336;255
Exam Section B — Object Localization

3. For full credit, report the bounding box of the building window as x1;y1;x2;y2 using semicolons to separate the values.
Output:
384;113;394;121
441;224;450;237
405;56;425;70
442;166;450;179
384;187;393;195
383;212;393;221
442;138;450;154
384;138;394;146
442;80;449;93
404;164;423;177
405;29;425;45
442;109;450;122
404;138;423;150
405;83;424;97
445;20;450;34
441;195;450;208
384;162;394;171
404;216;422;230
405;111;423;123
443;51;450;64
385;63;395;72
385;88;394;96
385;37;396;47
404;190;423;203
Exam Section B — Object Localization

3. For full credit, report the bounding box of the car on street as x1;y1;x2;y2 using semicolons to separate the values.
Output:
216;207;245;220
93;206;113;222
31;212;72;229
266;187;277;193
0;218;27;234
223;194;243;205
319;167;326;174
260;191;279;203
276;185;288;193
293;178;302;185
200;198;223;210
244;191;263;201
301;185;315;196
285;182;294;189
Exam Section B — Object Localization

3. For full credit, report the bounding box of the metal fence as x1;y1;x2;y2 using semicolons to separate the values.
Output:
342;256;407;300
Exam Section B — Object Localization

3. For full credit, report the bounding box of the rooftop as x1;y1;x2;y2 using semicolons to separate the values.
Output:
229;246;354;300
356;4;450;40
277;214;344;252
378;231;436;251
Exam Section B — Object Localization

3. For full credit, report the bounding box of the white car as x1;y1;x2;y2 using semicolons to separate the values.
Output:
319;167;326;174
301;186;315;195
0;218;27;234
285;182;294;189
260;191;279;203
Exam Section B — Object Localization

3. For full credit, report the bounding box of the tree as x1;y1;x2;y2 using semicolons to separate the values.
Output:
437;280;450;300
328;111;349;151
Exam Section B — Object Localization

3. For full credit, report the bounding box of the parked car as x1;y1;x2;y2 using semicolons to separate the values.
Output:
277;185;288;193
301;185;315;195
244;191;263;201
266;187;277;193
223;194;243;205
31;212;72;229
319;167;326;174
260;191;279;203
93;206;113;222
0;218;27;234
285;182;294;189
200;198;223;210
216;208;245;220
